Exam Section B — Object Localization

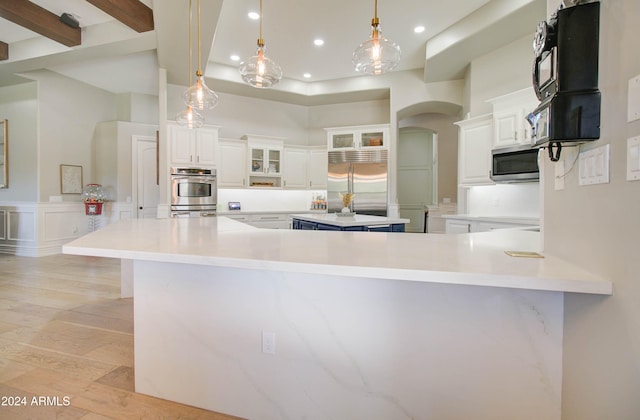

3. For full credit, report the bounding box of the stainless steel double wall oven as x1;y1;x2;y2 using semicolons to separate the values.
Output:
170;167;217;216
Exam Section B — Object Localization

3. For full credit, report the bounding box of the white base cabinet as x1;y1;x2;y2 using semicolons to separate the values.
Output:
445;216;539;234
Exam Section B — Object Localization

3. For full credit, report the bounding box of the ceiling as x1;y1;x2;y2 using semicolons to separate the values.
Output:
0;0;546;105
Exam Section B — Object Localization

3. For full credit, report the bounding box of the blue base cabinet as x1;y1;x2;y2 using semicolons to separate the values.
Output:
292;218;405;232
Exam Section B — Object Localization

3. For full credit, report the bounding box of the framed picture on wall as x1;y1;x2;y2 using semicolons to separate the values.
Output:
60;164;83;194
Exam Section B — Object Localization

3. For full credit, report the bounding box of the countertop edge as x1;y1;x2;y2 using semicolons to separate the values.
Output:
62;245;612;296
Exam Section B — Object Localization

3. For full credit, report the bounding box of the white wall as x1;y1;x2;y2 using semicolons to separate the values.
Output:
540;1;640;418
307;99;391;145
94;121;158;202
167;85;311;144
0;83;38;202
28;70;117;202
469;35;536;116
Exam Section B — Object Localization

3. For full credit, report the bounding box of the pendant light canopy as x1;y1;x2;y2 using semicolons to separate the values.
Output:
238;0;282;88
176;0;204;128
352;0;401;75
184;0;218;110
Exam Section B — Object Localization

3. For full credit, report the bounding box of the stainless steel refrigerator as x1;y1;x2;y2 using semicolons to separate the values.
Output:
327;149;388;216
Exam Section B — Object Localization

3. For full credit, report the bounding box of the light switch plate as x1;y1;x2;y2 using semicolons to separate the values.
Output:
579;144;610;186
628;136;640;181
628;75;640;122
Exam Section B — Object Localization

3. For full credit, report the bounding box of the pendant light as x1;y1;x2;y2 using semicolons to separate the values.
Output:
183;0;218;110
352;0;401;75
176;0;204;128
238;0;283;88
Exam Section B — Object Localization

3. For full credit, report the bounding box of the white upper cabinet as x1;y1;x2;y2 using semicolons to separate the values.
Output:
455;114;494;186
487;88;539;149
244;136;284;188
282;146;308;189
168;123;219;167
217;139;247;188
326;124;389;150
307;147;328;189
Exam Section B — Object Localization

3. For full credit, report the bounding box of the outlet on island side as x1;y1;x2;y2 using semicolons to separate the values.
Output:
262;331;276;354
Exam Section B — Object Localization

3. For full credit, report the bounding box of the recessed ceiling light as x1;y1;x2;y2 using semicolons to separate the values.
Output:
230;55;240;61
314;39;324;46
414;26;425;34
303;73;311;79
248;11;259;20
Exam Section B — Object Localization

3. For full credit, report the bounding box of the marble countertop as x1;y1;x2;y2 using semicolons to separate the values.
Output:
62;217;611;295
290;213;410;227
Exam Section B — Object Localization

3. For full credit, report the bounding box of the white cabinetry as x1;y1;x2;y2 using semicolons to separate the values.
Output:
455;114;494;186
168;123;219;166
445;220;472;234
246;213;290;229
283;146;308;189
218;139;247;188
326;124;389;150
283;146;328;189
445;216;539;234
245;136;284;188
487;88;539;149
307;147;328;189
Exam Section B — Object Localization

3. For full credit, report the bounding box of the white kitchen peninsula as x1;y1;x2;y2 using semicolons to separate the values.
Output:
63;217;611;420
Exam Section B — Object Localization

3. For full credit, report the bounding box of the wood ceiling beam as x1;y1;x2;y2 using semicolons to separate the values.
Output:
0;42;7;61
86;0;154;33
0;1;81;47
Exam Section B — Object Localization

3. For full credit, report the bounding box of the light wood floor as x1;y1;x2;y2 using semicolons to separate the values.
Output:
0;254;243;419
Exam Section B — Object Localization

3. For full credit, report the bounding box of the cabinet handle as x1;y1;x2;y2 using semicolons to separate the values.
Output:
284;180;286;187
242;179;245;186
190;155;193;162
514;131;518;140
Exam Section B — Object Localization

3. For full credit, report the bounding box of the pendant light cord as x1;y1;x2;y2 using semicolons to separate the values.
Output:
197;0;202;74
258;0;264;46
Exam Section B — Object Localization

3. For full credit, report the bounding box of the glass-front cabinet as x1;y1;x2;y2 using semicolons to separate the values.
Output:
244;136;284;188
326;124;389;150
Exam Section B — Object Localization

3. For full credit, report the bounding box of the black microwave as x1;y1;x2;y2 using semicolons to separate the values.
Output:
490;145;540;183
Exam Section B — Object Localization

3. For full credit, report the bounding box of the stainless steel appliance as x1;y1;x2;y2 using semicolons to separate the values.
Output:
491;145;539;183
327;149;388;216
170;167;217;216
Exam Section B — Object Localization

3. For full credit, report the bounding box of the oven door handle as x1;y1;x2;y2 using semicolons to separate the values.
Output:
172;176;216;181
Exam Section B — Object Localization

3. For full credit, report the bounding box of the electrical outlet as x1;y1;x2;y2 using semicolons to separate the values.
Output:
262;331;275;354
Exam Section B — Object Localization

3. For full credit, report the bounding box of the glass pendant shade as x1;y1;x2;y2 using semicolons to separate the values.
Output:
176;105;204;129
353;23;401;75
239;42;283;88
184;72;219;110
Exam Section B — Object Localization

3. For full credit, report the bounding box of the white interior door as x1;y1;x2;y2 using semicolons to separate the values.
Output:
135;136;159;218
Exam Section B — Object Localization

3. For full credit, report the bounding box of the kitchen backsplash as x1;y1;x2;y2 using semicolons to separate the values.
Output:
217;189;326;212
467;183;540;217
